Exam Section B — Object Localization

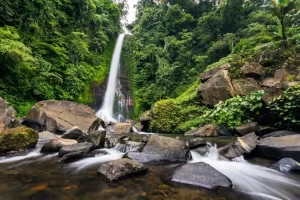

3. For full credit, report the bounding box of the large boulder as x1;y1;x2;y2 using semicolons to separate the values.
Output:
200;63;231;82
255;135;300;161
89;130;106;148
262;130;299;138
40;138;78;153
23;100;100;133
232;78;261;96
0;97;21;133
270;158;300;173
113;123;133;134
126;135;188;162
235;122;260;136
0;126;38;153
61;126;85;140
58;142;94;157
97;158;148;182
184;124;218;137
38;131;58;141
240;62;263;79
171;162;232;189
219;132;259;159
199;70;235;107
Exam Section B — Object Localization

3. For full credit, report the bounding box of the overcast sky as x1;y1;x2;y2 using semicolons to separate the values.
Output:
126;0;138;24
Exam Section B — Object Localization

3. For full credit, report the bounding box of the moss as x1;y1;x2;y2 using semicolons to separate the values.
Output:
0;126;39;153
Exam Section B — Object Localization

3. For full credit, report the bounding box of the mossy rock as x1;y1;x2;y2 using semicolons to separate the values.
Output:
0;126;39;153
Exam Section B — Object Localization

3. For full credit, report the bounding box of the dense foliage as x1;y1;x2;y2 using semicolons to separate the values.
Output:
123;0;300;117
268;84;300;130
0;0;122;115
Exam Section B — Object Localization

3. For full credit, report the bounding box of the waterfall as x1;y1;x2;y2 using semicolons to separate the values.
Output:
96;33;125;122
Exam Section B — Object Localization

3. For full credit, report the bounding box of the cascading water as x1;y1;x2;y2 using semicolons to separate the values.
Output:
96;33;126;122
190;145;300;200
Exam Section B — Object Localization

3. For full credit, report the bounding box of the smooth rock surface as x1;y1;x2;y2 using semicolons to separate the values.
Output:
127;135;188;162
256;135;300;161
171;162;232;189
240;62;263;79
38;131;58;141
113;123;133;134
61;126;85;140
262;130;299;138
219;132;258;159
184;124;218;137
23;100;99;133
41;138;78;153
89;130;106;148
199;70;235;106
200;63;231;82
270;158;300;173
97;158;148;182
235;122;259;136
59;142;94;157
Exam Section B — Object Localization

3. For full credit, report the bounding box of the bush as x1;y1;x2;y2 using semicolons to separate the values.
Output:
268;85;300;130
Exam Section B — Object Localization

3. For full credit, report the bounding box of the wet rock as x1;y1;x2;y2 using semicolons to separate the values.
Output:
89;130;106;148
217;126;233;136
184;124;218;137
113;123;133;134
0;126;39;153
241;62;263;79
59;152;85;162
59;142;94;157
200;63;231;82
219;132;259;159
256;135;300;161
142;136;149;143
235;122;260;136
199;70;235;106
23;100;99;133
270;158;300;173
126;135;188;162
232;78;261;96
38;131;58;141
126;141;145;152
105;136;119;148
256;127;279;137
133;122;143;132
61;126;85;140
171;162;232;189
187;138;207;149
97;158;148;182
41;138;78;153
262;130;299;138
0;97;21;133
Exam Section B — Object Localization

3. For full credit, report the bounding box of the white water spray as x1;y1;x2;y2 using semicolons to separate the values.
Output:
96;33;125;122
190;146;300;200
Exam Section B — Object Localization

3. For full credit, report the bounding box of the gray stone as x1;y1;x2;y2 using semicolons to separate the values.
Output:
262;130;299;138
271;158;300;173
38;131;58;141
97;158;148;182
61;126;85;140
113;123;133;134
171;162;232;189
241;62;263;79
58;142;94;157
0;97;20;133
235;122;260;136
184;124;218;137
232;78;261;96
40;138;78;153
89;130;106;148
200;63;231;82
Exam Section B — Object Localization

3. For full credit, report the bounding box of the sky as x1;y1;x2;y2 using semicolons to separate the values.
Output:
126;0;138;24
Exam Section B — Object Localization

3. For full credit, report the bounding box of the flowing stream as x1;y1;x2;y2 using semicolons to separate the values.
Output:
190;145;300;200
96;33;126;122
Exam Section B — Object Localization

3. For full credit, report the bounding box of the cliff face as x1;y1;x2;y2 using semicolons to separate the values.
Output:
90;62;133;119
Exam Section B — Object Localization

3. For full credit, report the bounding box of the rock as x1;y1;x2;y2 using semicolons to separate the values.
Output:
89;130;106;148
219;132;259;159
232;78;261;96
139;111;152;132
97;158;148;182
235;122;260;136
270;158;300;173
105;136;119;148
59;149;108;162
256;127;279;137
126;135;188;162
256;135;300;161
240;62;263;79
113;123;133;134
88;118;105;132
262;86;286;103
262;130;299;138
217;126;233;136
126;141;145;152
171;162;232;189
199;70;235;107
61;126;85;140
0;126;38;153
200;63;231;82
187;138;207;149
40;138;78;153
38;131;58;141
23;100;99;133
133;122;143;132
184;124;218;137
58;142;94;157
0;97;21;133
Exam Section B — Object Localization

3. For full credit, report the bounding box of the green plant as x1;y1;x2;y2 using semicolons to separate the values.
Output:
268;84;300;130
